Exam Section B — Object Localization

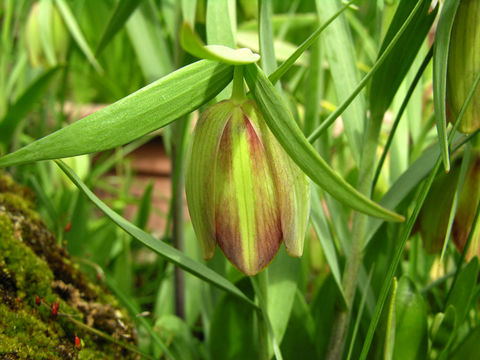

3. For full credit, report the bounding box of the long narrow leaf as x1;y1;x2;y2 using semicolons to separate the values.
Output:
0;65;62;144
316;0;366;165
54;0;103;73
269;0;357;85
245;64;403;222
359;158;442;360
56;160;256;308
126;0;173;82
433;0;461;172
369;0;436;120
308;0;435;143
181;23;259;64
95;0;143;56
0;60;233;167
311;188;347;306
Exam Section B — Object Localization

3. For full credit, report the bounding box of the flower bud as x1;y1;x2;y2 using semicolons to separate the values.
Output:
446;0;480;134
25;2;69;68
417;151;480;258
186;99;310;276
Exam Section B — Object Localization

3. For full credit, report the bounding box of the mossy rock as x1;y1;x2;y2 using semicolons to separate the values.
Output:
0;173;138;359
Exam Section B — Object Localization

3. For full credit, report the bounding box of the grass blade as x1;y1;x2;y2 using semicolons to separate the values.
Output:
181;23;259;64
359;158;442;360
0;60;233;167
269;0;357;85
433;0;461;172
311;188;347;307
308;0;436;143
95;0;143;56
0;65;62;145
126;0;173;82
54;0;103;73
316;0;366;165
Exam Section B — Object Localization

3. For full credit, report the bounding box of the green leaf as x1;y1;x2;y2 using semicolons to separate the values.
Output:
383;277;398;360
311;275;340;358
393;277;428;360
430;306;457;358
209;279;258;360
206;0;236;48
267;249;300;354
366;133;464;247
95;0;143;56
181;0;197;26
126;0;173;82
258;0;277;76
105;276;175;360
0;65;62;145
369;0;436;121
450;325;480;360
310;188;347;306
0;60;233;167
154;315;199;360
251;274;284;360
53;0;103;73
316;0;366;165
55;160;256;308
307;0;435;143
181;23;259;65
446;257;479;324
433;0;461;172
245;64;403;222
359;158;442;360
280;291;318;359
269;0;356;85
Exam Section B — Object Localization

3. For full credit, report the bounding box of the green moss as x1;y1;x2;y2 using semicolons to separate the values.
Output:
0;173;138;360
0;212;53;300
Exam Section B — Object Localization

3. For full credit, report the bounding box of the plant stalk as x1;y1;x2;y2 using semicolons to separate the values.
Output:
231;66;246;104
171;117;188;320
326;115;382;360
254;271;270;360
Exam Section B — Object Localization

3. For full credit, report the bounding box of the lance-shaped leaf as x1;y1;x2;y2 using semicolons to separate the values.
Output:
181;23;260;65
434;0;461;171
245;64;403;222
0;60;233;167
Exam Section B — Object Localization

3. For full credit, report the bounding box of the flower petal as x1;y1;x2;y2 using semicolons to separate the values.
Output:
186;100;235;260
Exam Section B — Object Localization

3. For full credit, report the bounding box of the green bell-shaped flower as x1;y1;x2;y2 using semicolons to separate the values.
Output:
25;2;69;68
446;0;480;133
186;98;310;276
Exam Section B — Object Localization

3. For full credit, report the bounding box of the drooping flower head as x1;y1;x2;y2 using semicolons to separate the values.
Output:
186;99;309;276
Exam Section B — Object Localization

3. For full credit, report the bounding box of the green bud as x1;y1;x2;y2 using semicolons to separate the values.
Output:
25;2;68;68
185;99;310;276
446;0;480;133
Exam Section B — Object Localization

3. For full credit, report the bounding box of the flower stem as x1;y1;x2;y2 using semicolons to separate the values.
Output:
231;66;246;104
253;271;269;360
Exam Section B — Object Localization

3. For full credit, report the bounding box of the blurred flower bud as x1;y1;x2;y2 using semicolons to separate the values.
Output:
446;0;480;134
186;99;310;276
417;151;480;259
25;2;68;68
